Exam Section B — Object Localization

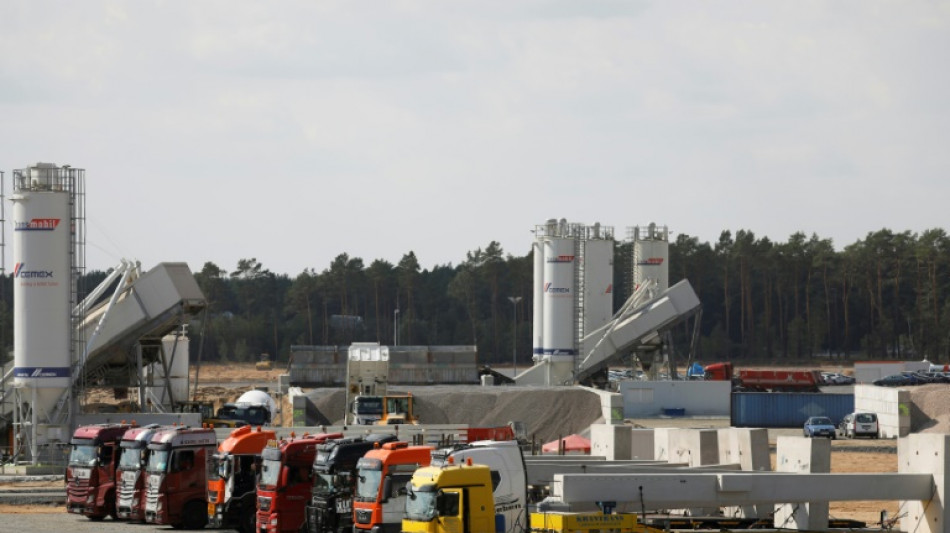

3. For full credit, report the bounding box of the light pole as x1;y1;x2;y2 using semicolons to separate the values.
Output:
394;308;400;346
508;296;522;375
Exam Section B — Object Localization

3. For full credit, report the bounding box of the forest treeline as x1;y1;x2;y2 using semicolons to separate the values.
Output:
1;227;948;366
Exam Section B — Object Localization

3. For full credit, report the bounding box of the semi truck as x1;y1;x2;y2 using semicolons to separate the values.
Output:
704;362;823;392
350;395;385;425
303;434;399;533
353;441;433;533
430;440;528;532
115;424;165;521
256;432;344;533
66;422;134;520
143;425;217;529
402;460;659;533
207;425;277;533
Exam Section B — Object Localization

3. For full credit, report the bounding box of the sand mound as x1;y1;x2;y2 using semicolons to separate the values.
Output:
304;386;603;443
909;384;950;433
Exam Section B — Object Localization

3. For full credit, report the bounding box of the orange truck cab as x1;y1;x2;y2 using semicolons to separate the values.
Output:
256;432;343;533
208;425;277;533
116;424;165;521
143;426;217;529
66;422;134;520
353;442;432;533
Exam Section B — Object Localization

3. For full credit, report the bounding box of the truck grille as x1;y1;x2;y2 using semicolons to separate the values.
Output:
258;496;272;512
355;509;372;524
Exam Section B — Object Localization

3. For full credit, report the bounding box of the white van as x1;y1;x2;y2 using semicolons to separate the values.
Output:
838;412;879;439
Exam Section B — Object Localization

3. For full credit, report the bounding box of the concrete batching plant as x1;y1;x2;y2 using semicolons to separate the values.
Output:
0;163;207;465
9;163;85;462
519;219;700;387
523;219;615;385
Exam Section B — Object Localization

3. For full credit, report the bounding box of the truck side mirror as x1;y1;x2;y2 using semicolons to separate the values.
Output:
381;476;392;503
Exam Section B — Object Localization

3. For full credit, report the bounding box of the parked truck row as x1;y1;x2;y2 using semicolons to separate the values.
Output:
66;421;663;533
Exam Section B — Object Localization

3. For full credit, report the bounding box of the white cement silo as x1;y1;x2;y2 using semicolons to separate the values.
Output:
10;163;74;423
541;220;577;355
583;224;615;335
632;223;669;294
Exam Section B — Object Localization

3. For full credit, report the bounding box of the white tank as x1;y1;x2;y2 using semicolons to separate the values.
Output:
633;223;669;293
149;333;190;406
236;389;277;417
584;237;614;335
542;236;576;355
531;240;544;358
11;163;73;419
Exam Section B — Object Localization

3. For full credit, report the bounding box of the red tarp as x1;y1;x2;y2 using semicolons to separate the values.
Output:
541;434;591;454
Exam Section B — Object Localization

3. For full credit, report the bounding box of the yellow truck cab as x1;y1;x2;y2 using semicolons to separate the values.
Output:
402;462;496;533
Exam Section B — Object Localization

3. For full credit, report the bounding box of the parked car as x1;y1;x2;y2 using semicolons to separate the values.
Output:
873;373;922;387
803;416;837;439
838;412;879;439
821;372;855;385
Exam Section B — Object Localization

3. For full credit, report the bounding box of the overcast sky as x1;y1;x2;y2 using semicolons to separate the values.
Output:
1;1;947;277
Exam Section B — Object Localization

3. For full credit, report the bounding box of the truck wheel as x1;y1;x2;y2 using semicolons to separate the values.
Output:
181;500;208;530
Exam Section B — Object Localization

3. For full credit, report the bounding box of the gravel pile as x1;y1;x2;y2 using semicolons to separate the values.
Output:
909;384;950;433
303;386;603;443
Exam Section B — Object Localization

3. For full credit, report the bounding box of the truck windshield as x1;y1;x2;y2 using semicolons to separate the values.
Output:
147;450;170;473
118;446;144;469
356;470;382;500
355;398;382;414
208;454;227;482
260;458;281;488
404;487;436;522
68;443;98;467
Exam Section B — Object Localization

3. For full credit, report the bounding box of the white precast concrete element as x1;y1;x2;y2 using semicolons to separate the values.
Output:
591;424;631;460
718;428;771;519
853;360;930;383
583;235;614;336
629;224;669;296
900;433;950;533
669;428;719;467
575;279;701;384
773;436;830;530
717;428;769;472
619;380;730;417
855;383;911;437
550;471;932;511
630;429;656;460
11;163;74;423
542;233;576;355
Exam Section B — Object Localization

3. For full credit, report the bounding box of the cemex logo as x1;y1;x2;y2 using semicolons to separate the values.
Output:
14;263;54;278
544;283;570;294
13;367;70;378
637;257;664;266
14;218;60;231
546;255;575;263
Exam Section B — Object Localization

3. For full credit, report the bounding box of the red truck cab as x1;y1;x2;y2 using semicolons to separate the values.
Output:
66;422;134;520
143;425;217;529
115;424;165;521
207;425;277;533
256;432;343;533
353;442;432;533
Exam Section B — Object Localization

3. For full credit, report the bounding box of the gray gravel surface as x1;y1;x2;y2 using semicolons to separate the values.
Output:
0;513;238;533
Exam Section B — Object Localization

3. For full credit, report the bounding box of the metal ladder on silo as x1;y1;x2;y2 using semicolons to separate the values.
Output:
573;229;585;359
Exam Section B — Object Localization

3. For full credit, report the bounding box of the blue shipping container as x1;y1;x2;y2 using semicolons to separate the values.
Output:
731;392;854;428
